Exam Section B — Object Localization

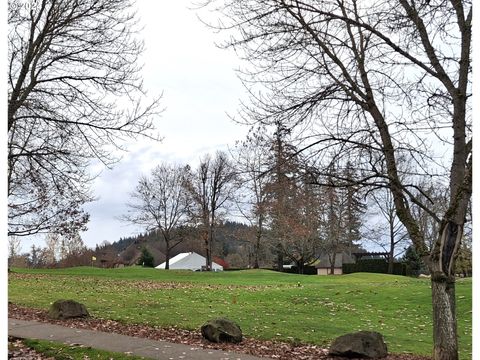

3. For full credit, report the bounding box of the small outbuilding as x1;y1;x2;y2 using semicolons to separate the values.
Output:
316;252;355;275
155;252;223;271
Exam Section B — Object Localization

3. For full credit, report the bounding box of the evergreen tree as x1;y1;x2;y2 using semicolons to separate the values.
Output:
341;161;366;250
402;245;425;275
138;247;154;267
265;122;301;270
320;161;366;274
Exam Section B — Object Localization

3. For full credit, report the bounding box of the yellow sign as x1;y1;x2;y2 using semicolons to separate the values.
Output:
92;256;96;261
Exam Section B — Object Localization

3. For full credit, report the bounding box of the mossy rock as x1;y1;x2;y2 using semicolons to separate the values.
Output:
48;299;89;320
329;331;388;359
201;318;242;343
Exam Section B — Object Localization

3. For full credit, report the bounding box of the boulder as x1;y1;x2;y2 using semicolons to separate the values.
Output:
48;299;89;320
329;331;388;358
201;318;242;343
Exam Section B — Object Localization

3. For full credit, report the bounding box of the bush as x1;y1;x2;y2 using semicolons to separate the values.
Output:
343;259;407;276
283;265;317;275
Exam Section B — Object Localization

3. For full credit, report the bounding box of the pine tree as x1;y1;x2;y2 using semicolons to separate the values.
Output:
138;247;154;267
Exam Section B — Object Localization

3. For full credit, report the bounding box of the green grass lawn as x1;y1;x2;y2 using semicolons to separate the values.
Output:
8;267;472;359
19;338;147;360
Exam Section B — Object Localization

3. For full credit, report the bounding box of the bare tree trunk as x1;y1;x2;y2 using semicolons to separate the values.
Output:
329;253;336;275
208;223;214;270
276;244;283;271
165;238;170;270
297;261;304;274
254;232;260;269
430;221;463;360
254;217;263;269
388;221;395;274
388;250;394;275
202;227;210;271
431;276;457;360
432;275;458;360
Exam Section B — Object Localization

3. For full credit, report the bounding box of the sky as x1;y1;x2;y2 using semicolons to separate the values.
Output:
79;2;250;249
76;1;248;247
18;2;250;252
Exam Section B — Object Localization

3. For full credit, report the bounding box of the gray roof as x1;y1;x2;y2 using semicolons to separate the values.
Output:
315;252;355;268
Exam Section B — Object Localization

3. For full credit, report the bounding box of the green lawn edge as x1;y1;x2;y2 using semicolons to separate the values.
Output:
16;338;147;360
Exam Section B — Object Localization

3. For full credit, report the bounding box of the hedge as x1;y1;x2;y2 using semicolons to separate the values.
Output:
343;259;407;276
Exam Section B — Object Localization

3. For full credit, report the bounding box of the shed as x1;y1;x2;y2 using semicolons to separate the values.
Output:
155;252;223;271
316;252;354;275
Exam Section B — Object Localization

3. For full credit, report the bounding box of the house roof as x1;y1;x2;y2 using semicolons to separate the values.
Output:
118;241;166;266
315;252;355;268
212;256;229;269
156;252;223;271
352;252;390;260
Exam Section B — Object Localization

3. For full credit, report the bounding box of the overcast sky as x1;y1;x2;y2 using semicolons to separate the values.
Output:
80;2;249;248
19;2;249;251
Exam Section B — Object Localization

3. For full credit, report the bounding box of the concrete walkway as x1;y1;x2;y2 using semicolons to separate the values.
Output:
9;318;268;360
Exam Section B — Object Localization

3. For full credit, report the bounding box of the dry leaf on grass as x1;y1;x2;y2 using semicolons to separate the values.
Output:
9;303;432;360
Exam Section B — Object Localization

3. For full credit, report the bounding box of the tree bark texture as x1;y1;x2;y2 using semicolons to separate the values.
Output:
430;221;464;360
202;227;211;271
165;240;170;270
431;275;458;360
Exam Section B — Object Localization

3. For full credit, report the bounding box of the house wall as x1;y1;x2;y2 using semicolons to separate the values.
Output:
317;268;328;275
317;267;343;275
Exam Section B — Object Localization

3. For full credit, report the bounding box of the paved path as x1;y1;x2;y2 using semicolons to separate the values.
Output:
9;318;268;360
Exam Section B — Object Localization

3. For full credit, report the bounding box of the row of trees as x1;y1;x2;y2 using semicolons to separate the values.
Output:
8;233;92;268
122;127;462;276
121;126;368;273
121;151;236;270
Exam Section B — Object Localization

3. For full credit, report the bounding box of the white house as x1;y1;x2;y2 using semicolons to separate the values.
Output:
155;252;223;271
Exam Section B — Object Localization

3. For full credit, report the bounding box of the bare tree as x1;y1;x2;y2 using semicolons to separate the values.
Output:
186;151;237;270
122;164;191;269
366;188;409;274
411;182;449;252
8;0;161;237
231;128;270;268
206;1;471;358
280;180;323;274
43;232;60;265
8;236;23;269
8;236;22;259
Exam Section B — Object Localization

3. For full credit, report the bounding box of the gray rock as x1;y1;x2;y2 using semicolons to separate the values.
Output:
329;331;388;358
201;318;242;343
48;299;89;320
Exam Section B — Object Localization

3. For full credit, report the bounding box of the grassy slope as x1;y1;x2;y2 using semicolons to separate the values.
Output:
8;267;472;359
20;338;147;360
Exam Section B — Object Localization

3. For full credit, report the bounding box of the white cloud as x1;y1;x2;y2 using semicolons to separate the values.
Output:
78;2;249;248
